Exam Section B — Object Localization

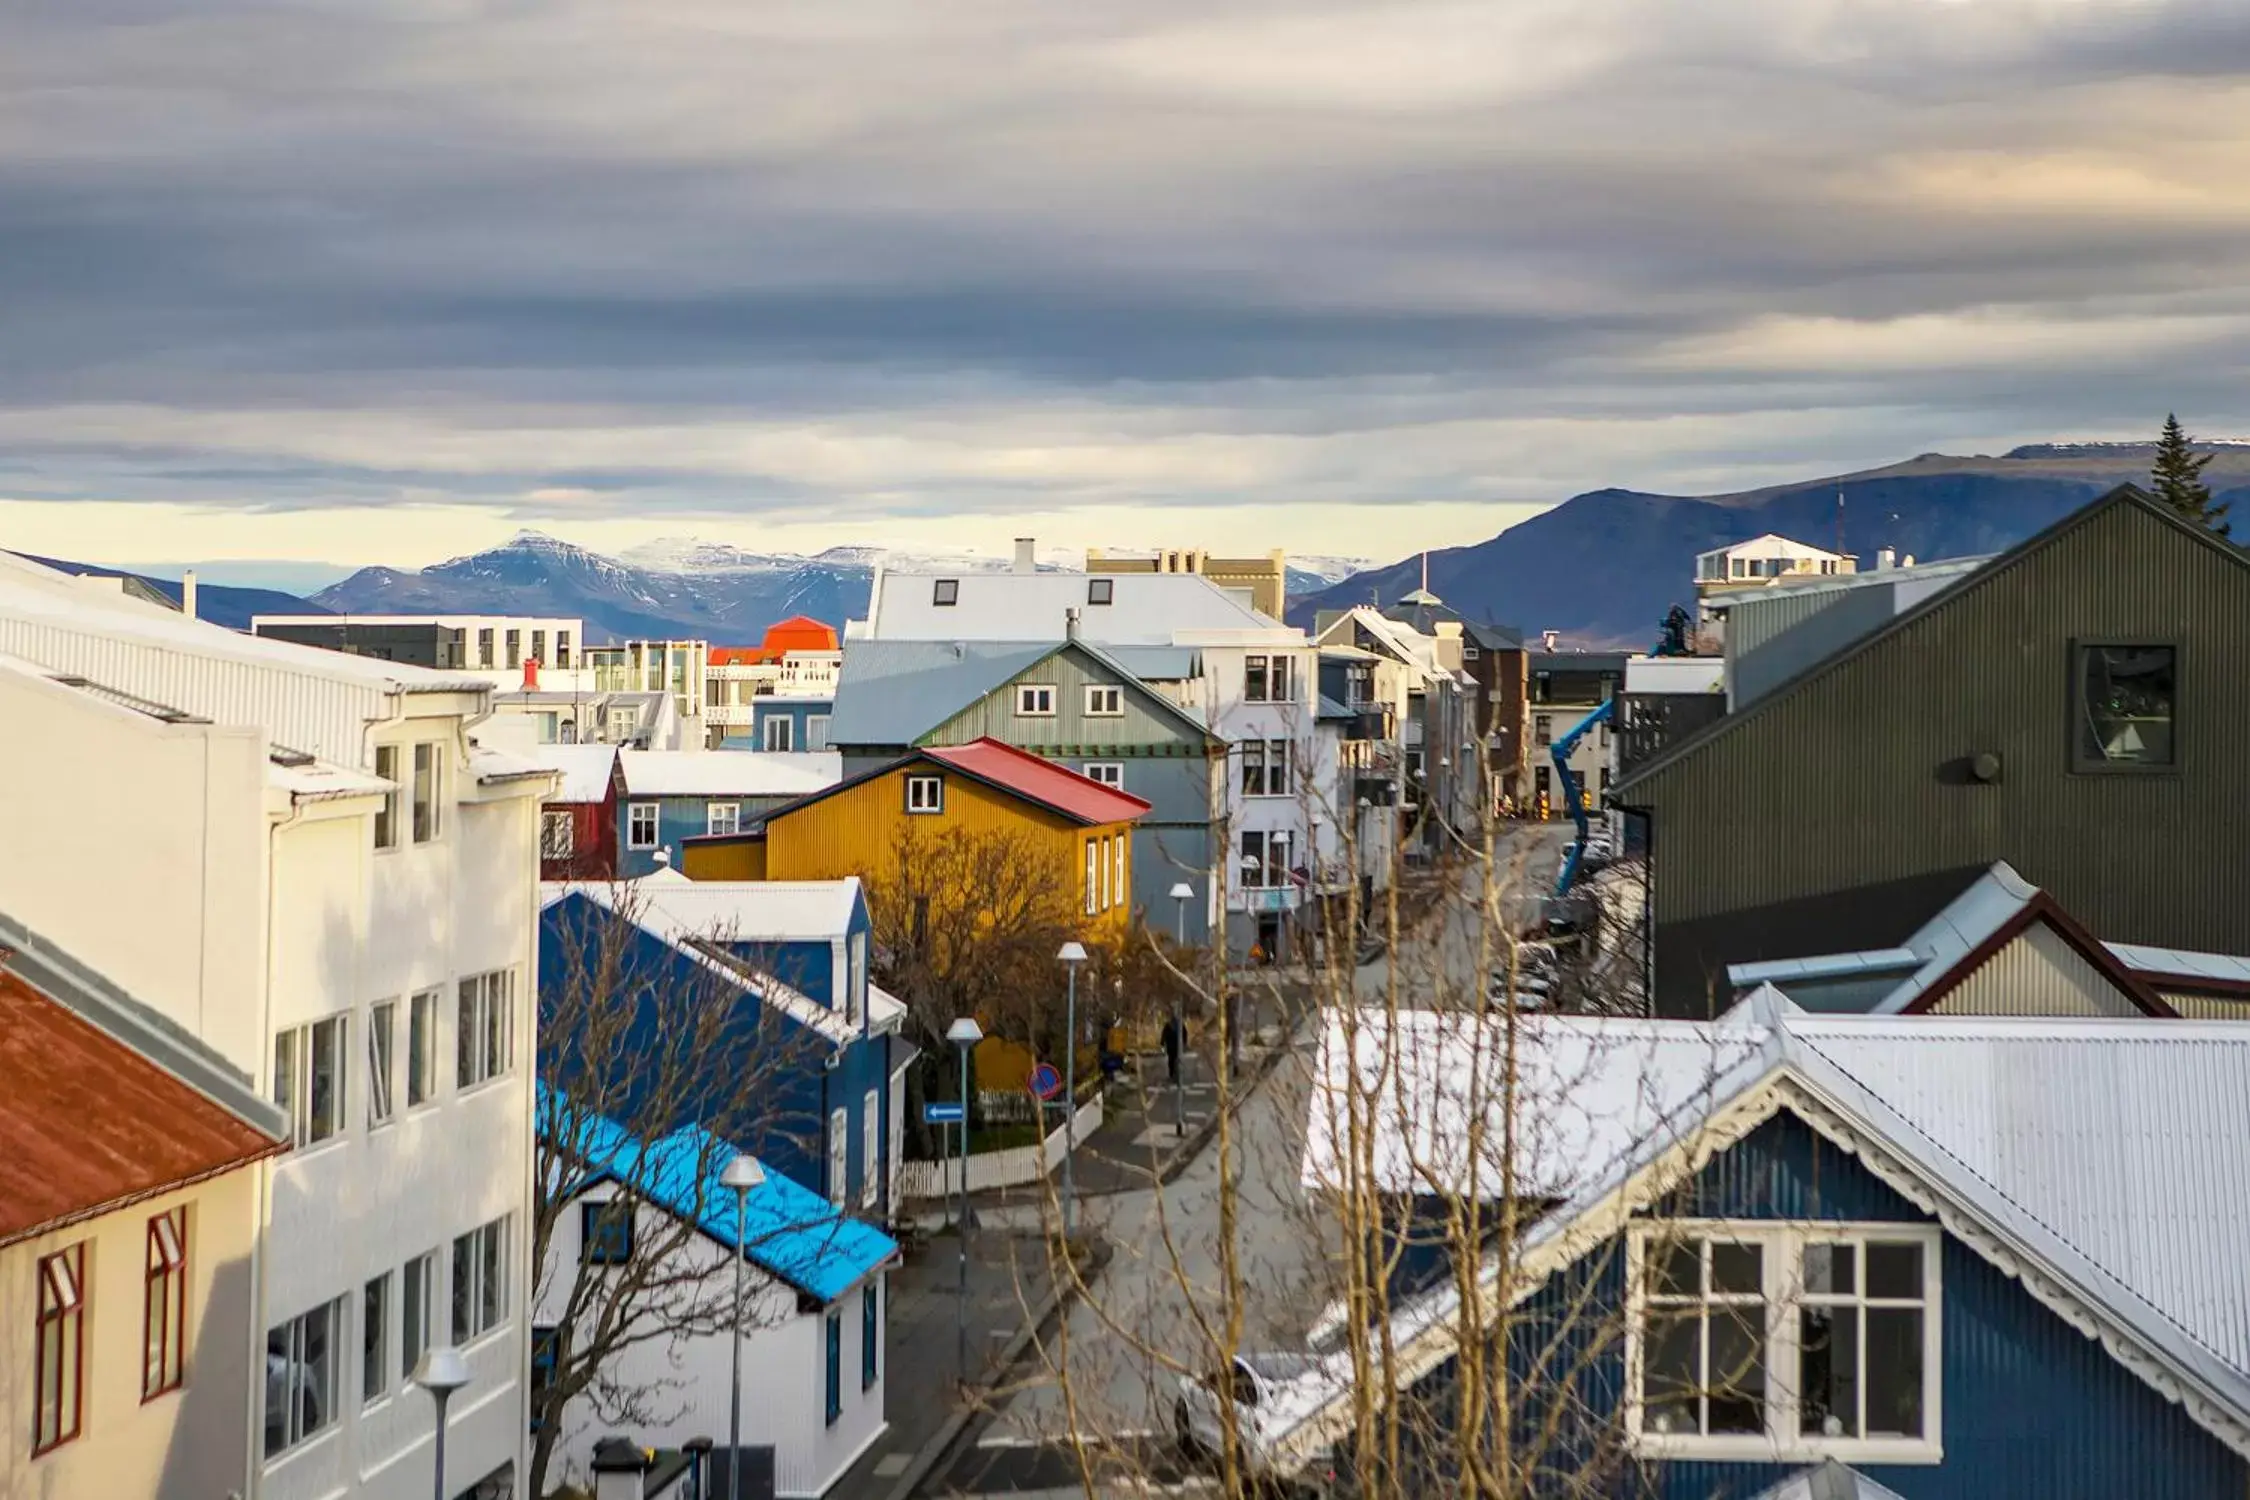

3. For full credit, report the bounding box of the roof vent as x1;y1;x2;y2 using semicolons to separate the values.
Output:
1970;751;2002;784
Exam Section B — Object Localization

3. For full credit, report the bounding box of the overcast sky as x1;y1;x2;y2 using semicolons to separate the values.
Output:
5;0;2249;572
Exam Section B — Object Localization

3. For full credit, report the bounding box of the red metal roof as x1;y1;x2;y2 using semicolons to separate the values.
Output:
761;615;840;657
922;737;1152;826
0;970;285;1246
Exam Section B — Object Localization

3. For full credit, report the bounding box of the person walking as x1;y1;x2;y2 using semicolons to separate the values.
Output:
1161;1014;1182;1086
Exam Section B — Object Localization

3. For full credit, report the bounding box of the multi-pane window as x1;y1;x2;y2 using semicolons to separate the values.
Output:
2074;643;2176;771
1016;684;1056;717
373;744;400;849
456;969;514;1089
1084;684;1123;716
35;1243;85;1453
407;989;440;1107
1241;830;1288;889
400;1251;435;1382
505;629;522;668
265;1296;343;1457
452;1219;508;1344
806;715;832;750
477;627;495;668
862;1281;881;1389
827;1109;849;1207
581;1200;634;1266
905;775;943;814
368;1000;397;1126
144;1208;189;1399
363;1273;390;1406
1632;1225;1938;1459
274;1015;346;1148
861;1091;880;1210
932;578;959;606
412;743;441;843
531;629;547;666
1241;739;1290;797
1113;834;1126;911
1085;841;1099;915
763;715;795;752
824;1311;844;1425
1083;762;1124;789
540;810;575;860
706;802;741;837
1244;654;1294;703
556;630;573;668
627;802;659;849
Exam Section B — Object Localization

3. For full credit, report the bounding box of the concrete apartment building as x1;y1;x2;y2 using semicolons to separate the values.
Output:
0;555;551;1500
253;611;589;689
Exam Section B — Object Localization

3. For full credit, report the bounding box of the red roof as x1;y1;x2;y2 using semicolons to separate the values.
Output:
922;738;1152;826
761;615;840;657
0;970;285;1246
707;646;764;667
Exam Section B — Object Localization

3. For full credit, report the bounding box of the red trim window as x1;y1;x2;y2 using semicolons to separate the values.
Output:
34;1242;86;1454
144;1207;190;1400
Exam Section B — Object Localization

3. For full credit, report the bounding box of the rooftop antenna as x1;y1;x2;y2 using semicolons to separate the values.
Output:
1420;551;1429;593
1835;485;1846;558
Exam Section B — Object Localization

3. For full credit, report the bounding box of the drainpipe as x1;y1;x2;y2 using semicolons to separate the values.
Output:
251;793;312;1500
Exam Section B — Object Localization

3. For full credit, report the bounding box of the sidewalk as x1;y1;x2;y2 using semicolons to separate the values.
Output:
829;1229;1069;1500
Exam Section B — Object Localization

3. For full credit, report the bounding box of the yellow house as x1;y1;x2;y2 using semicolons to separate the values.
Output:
0;948;285;1500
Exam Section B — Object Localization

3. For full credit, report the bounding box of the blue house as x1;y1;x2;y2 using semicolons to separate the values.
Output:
535;1097;899;1496
616;749;844;877
1280;996;2250;1497
539;878;911;1216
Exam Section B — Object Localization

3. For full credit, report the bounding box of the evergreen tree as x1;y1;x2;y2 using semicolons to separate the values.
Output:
1655;604;1692;656
2151;413;2232;538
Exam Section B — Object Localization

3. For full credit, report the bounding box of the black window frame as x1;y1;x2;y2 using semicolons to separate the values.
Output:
581;1200;634;1266
2069;638;2179;776
1087;578;1114;606
932;579;960;607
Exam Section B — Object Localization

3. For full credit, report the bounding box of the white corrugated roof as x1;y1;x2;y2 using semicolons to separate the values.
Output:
521;744;620;803
576;879;863;946
860;568;1290;645
619;750;842;798
2109;941;2250;987
1285;999;2250;1464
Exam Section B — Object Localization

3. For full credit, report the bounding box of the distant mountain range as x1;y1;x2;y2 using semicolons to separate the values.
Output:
309;536;1375;643
1290;445;2250;649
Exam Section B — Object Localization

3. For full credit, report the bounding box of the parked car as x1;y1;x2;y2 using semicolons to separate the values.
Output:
1176;1353;1347;1493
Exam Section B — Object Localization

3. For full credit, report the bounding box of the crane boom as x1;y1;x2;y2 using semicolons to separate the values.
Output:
1549;696;1615;898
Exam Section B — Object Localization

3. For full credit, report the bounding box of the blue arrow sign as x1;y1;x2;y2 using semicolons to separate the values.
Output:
924;1101;966;1125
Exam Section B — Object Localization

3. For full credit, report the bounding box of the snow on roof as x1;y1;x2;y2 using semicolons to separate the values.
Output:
1694;532;1851;563
620;749;842;799
521;744;620;803
468;744;558;788
602;879;863;946
1283;999;2250;1465
267;755;395;802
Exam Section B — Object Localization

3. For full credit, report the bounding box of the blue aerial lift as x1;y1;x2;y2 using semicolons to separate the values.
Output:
1548;696;1616;899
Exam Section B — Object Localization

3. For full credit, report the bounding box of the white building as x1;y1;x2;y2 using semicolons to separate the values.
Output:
251;611;593;693
0;554;551;1500
849;560;1326;958
1691;534;1856;640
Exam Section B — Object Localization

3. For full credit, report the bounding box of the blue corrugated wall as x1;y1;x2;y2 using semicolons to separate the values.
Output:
1382;1110;2246;1499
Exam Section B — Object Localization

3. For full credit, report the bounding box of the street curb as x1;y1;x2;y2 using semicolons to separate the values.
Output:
1152;1034;1295;1189
877;1237;1116;1500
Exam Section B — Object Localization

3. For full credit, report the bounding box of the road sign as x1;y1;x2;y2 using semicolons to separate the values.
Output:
1028;1063;1064;1101
923;1101;965;1125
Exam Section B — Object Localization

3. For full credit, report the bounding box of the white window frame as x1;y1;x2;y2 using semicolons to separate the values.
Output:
1245;653;1296;704
762;715;795;752
1625;1221;1943;1466
848;931;867;1026
273;1015;347;1150
373;744;401;851
627;801;660;849
805;714;832;751
456;970;514;1090
1083;762;1124;789
362;1272;391;1408
1016;684;1057;717
1113;833;1126;912
827;1109;849;1207
265;1296;345;1459
1083;684;1123;717
905;774;944;814
1085;841;1099;915
451;1219;509;1345
707;801;741;837
406;989;441;1108
367;1000;397;1128
540;809;575;861
861;1091;880;1210
411;741;442;843
400;1250;435;1381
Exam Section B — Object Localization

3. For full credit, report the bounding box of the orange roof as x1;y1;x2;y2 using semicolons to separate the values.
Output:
762;616;839;655
0;970;285;1246
707;646;765;667
921;737;1152;826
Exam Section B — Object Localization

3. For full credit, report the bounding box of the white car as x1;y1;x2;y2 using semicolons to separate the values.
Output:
1175;1353;1344;1492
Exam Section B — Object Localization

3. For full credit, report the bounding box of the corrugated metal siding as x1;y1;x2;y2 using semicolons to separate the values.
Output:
1386;1114;2246;1499
1640;499;2250;1015
1728;581;1899;710
2166;992;2250;1020
0;616;389;766
1932;925;2141;1016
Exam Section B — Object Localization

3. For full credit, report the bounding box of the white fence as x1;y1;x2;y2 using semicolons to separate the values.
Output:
898;1093;1105;1200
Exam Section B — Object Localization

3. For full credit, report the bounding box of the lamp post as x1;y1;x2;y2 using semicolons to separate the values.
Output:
410;1346;470;1500
945;1015;983;1387
1168;881;1194;1138
1056;941;1088;1241
719;1152;765;1500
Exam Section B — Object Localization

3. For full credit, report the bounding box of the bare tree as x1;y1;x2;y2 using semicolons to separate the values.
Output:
529;886;830;1497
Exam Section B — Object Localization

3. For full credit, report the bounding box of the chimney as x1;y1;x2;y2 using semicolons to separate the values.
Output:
1065;607;1080;642
1541;629;1559;652
180;569;198;621
522;657;541;691
1875;548;1896;571
1013;537;1036;575
1902;553;1916;568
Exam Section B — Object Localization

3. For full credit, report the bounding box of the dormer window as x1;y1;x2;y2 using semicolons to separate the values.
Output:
932;579;959;606
1088;578;1114;606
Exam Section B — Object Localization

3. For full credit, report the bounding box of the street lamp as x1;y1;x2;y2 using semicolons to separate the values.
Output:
410;1346;471;1500
1167;882;1194;1139
719;1152;765;1500
944;1015;983;1387
1056;941;1088;1240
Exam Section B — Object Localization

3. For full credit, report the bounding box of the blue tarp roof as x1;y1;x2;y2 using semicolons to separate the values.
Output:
540;1087;897;1304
